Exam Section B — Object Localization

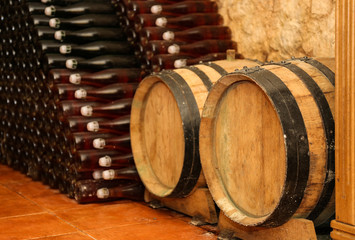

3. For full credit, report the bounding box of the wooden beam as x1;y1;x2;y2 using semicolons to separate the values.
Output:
331;0;355;238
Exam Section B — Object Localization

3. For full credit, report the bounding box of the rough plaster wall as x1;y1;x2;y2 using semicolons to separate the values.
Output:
217;0;335;61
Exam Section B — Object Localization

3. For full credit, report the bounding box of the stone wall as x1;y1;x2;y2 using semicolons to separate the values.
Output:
217;0;335;61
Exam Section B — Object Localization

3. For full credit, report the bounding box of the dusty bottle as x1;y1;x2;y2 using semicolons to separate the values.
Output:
162;26;232;42
155;13;223;29
87;115;130;135
150;54;194;72
134;14;173;32
65;55;139;70
167;39;238;57
52;84;95;101
69;68;145;86
65;116;107;132
126;1;169;19
173;52;244;68
150;1;218;15
80;99;132;118
139;27;176;46
58;100;100;117
74;83;138;102
70;168;105;180
70;132;118;152
102;166;140;181
42;54;84;71
44;2;114;17
92;134;131;152
54;27;126;43
74;180;144;203
59;41;133;58
49;14;120;29
143;40;185;59
48;69;92;84
74;149;133;170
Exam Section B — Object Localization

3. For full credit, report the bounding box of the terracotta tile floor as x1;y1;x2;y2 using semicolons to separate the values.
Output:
0;164;217;240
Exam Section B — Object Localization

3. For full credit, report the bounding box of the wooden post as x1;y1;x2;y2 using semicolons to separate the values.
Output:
331;0;355;239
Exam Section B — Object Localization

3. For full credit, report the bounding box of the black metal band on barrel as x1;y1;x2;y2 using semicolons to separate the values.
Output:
301;58;335;86
203;62;228;76
185;66;213;91
282;62;335;221
239;67;310;227
158;71;201;197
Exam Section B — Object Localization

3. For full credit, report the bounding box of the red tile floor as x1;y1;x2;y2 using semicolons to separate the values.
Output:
0;164;218;240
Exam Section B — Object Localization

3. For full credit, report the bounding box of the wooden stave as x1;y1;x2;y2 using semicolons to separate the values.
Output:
130;59;259;198
199;58;335;227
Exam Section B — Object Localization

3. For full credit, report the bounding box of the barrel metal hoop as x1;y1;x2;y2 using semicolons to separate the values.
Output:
160;71;201;198
299;58;335;86
284;62;335;221
184;66;213;91
203;62;228;75
245;68;310;227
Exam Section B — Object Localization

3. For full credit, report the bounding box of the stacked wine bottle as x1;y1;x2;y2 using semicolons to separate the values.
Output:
0;0;146;203
113;0;241;72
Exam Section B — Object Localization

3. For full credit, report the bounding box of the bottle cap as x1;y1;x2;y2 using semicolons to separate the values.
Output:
167;44;180;54
80;105;93;116
92;170;102;180
44;6;56;16
54;30;65;41
174;59;187;68
59;45;71;54
93;138;106;149
99;155;112;167
74;89;87;99
49;18;60;28
87;121;99;132
155;17;168;27
66;59;78;69
69;73;81;84
150;5;162;14
162;31;174;41
97;188;109;199
102;169;115;180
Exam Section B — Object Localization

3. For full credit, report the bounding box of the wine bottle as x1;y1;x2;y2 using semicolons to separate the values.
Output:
92;134;131;152
41;0;94;5
74;83;138;102
155;13;223;29
51;83;94;101
74;149;133;170
69;68;145;86
54;27;126;43
150;1;218;15
70;132;118;152
166;39;238;57
126;1;169;20
49;14;120;29
173;52;244;68
48;69;92;84
70;168;104;180
80;99;132;118
39;40;76;55
42;54;84;71
139;27;177;46
31;15;51;27
58;100;100;117
59;41;133;58
150;54;194;72
102;166;140;181
144;40;186;59
65;55;139;70
27;2;47;15
87;115;130;135
134;14;173;32
65;116;107;132
162;26;232;42
74;180;144;203
44;2;114;17
33;26;56;41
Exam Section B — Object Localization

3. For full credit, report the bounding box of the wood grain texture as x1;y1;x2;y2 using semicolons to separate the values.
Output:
131;59;259;198
331;0;355;238
200;59;335;227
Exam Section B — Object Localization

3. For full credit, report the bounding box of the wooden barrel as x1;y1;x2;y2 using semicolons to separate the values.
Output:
199;57;335;227
130;59;260;198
